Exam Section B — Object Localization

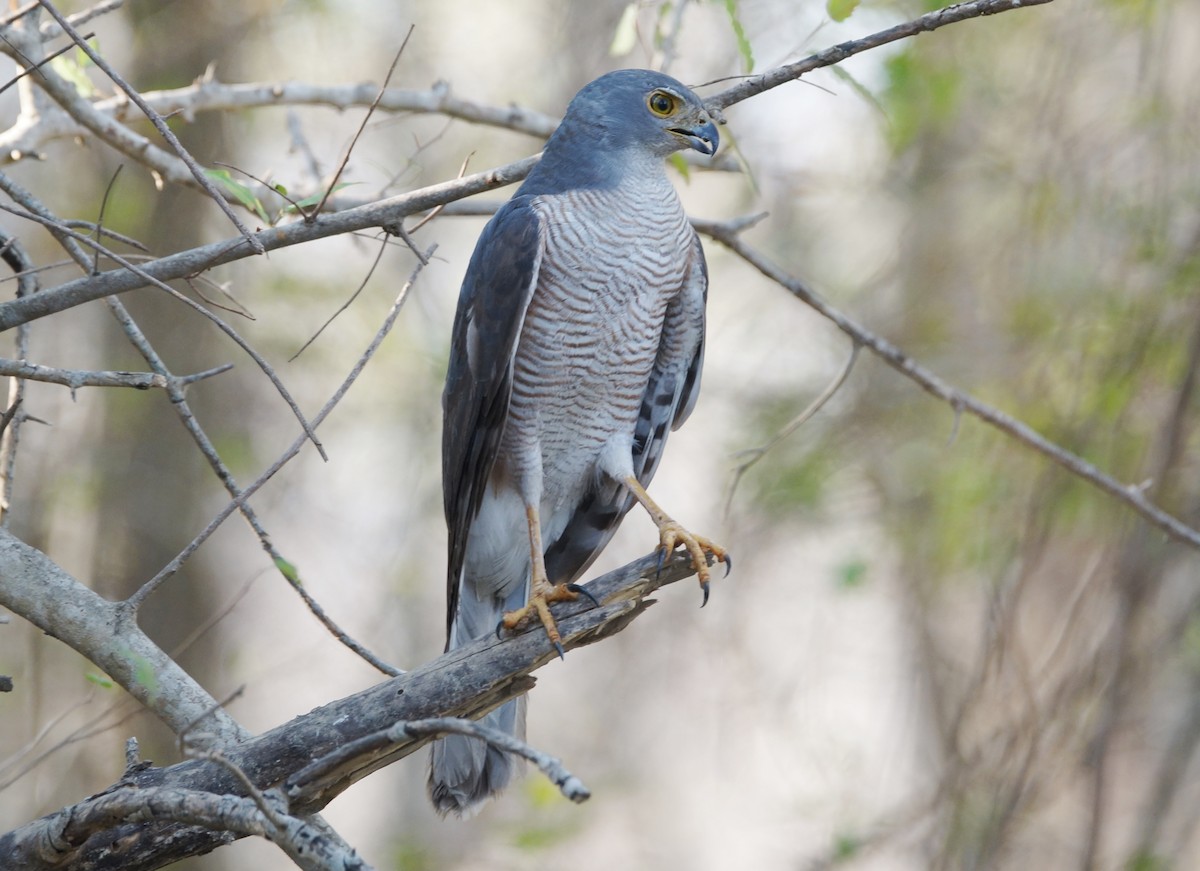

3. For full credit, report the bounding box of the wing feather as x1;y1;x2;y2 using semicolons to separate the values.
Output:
442;197;544;640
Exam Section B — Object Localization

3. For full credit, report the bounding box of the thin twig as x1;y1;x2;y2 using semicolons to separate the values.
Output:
291;718;590;806
289;233;389;361
309;26;414;220
0;196;327;460
38;0;123;39
703;223;1200;553
0;358;232;391
723;339;859;518
704;0;1057;112
128;248;436;677
35;0;266;254
0;29;93;98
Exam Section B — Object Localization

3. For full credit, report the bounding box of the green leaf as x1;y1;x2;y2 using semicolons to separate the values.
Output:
85;672;114;689
49;54;94;98
274;555;301;585
827;0;860;22
835;559;869;590
204;168;269;224
833;832;862;860
722;0;754;72
282;182;357;213
667;152;691;181
609;3;639;57
1125;851;1169;871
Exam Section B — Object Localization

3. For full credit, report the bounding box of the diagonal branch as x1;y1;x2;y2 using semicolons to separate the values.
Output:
705;0;1057;111
36;0;265;254
0;156;537;331
0;0;1051;333
0;528;247;747
0;357;231;391
704;224;1200;553
0;548;706;871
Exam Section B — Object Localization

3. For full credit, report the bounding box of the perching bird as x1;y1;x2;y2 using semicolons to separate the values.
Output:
430;69;727;816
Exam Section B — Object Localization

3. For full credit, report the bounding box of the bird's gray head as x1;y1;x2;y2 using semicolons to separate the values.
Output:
559;69;719;160
517;70;720;195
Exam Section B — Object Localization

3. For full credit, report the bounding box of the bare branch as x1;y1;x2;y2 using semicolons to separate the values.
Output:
0;529;247;746
35;0;265;254
0;228;35;527
0;156;537;330
704;0;1057;112
103;77;560;137
0;191;327;461
14;784;372;871
128;248;436;679
723;338;860;517
0;357;232;391
0;0;1051;331
703;224;1200;553
310;27;413;220
292;717;590;807
37;0;122;39
0;548;705;870
0;21;198;183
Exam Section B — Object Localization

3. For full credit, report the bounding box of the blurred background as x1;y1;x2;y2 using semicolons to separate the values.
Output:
2;0;1200;868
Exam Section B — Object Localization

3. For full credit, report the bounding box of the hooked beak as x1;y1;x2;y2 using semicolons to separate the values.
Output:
670;115;719;156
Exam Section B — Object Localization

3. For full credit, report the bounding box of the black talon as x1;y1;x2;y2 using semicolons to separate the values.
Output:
495;620;506;641
566;583;600;609
553;640;566;660
723;552;733;578
700;579;710;608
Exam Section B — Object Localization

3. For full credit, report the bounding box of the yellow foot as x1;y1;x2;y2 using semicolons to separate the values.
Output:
657;521;730;607
497;583;599;659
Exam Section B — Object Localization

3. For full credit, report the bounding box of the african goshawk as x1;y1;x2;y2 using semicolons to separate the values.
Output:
431;69;727;816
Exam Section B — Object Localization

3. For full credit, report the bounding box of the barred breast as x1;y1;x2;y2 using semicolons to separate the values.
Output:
499;177;696;510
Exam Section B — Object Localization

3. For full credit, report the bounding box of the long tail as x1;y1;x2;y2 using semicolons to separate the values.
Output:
428;574;528;817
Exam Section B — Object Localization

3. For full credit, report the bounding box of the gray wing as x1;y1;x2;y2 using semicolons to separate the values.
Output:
442;196;544;641
544;232;708;585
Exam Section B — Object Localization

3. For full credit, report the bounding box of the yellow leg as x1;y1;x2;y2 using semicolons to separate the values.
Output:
623;475;729;601
499;504;583;657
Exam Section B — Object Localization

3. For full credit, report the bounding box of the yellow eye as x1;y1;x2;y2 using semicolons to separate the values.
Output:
647;91;677;117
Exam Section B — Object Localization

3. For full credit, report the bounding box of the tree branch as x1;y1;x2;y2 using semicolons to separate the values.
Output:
0;529;247;747
0;0;1051;333
36;0;265;254
0;549;706;870
0;156;537;331
0;357;232;391
705;0;1057;111
704;223;1200;553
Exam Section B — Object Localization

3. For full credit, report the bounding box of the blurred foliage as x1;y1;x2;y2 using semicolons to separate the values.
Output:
731;1;1200;863
826;0;861;23
720;0;754;72
881;48;961;153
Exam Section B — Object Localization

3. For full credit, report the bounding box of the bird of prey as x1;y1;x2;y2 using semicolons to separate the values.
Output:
430;69;728;816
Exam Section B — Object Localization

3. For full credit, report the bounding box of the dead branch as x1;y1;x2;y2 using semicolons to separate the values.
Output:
0;357;232;391
0;0;1051;332
703;223;1200;553
0;548;705;870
